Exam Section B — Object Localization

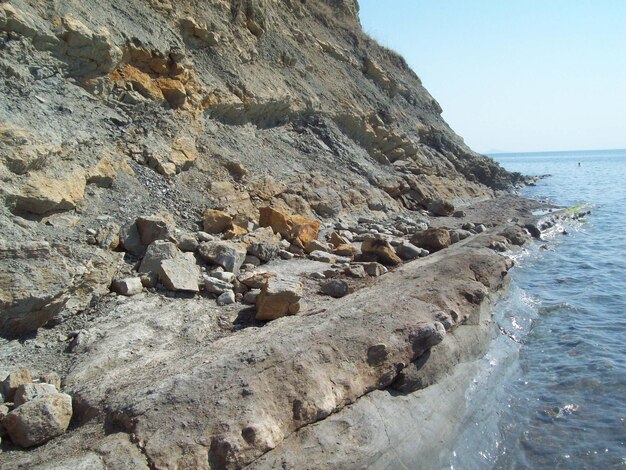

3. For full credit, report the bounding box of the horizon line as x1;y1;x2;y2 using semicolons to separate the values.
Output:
484;147;626;156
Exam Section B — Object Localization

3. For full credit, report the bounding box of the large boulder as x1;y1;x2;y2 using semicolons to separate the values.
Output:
411;228;451;252
14;383;58;407
198;241;247;273
259;207;320;249
255;276;303;321
426;199;455;217
2;393;72;448
1;369;33;402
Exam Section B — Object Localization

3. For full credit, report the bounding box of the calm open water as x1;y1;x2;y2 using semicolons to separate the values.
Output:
447;149;626;469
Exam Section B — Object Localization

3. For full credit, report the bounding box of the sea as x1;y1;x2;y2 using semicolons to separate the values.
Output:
446;149;626;469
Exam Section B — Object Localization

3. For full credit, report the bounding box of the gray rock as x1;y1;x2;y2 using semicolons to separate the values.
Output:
453;210;466;218
136;216;173;247
139;241;180;274
474;224;487;234
177;234;199;252
39;372;62;390
279;250;294;260
197;231;215;243
198;241;247;273
242;290;261;305
244;227;281;262
320;279;350;298
309;250;337;263
111;277;143;296
310;272;326;280
2;393;73;448
344;265;366;278
210;271;236;283
244;255;261;266
14;383;58;407
462;222;475;231
159;257;200;292
217;291;236;306
204;277;235;295
304;239;332;254
426;199;455;217
395;242;426;260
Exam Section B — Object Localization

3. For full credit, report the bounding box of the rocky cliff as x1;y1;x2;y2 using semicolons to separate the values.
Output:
0;1;535;468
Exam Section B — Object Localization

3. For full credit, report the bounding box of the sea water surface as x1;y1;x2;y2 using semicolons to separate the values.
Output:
447;149;626;469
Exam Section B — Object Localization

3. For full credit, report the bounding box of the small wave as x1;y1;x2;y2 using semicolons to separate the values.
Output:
542;403;580;419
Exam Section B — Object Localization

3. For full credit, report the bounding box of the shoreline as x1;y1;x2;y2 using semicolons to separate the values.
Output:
0;194;574;469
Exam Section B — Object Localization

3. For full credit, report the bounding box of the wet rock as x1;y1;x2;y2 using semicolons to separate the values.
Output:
259;207;320;249
524;223;541;239
14;383;58;407
203;209;234;234
1;369;32;402
411;228;451;252
361;237;402;266
427;199;455;217
309;250;337;263
139;241;180;274
2;393;72;448
159;257;200;292
320;279;350;298
497;225;529;246
255;276;303;321
111;277;143;296
198;241;247;273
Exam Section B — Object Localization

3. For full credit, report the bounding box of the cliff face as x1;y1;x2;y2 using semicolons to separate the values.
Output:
0;1;531;468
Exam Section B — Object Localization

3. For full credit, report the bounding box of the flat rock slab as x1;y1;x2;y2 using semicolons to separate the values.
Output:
159;257;200;292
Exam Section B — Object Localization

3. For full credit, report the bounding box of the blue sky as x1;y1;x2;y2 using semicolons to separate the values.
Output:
358;1;626;153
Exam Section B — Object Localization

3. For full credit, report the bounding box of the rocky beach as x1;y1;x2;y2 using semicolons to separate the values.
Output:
0;1;573;468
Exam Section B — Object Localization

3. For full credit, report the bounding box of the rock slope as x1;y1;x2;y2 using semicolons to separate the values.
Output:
0;0;538;468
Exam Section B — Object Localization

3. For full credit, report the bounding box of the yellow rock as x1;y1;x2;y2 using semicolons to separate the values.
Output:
259;207;320;249
203;209;234;234
361;237;402;266
9;172;86;215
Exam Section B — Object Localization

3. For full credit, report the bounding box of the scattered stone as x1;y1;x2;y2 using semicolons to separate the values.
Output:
139;241;180;274
217;291;236;306
462;222;475;231
489;240;509;252
111;277;143;296
159;257;200;292
361;262;387;277
320;279;350;298
449;231;460;244
244;255;261;267
411;228;451;252
244;227;281;261
202;209;233;234
279;250;294;260
259;207;320;249
361;237;402;266
2;393;72;448
140;272;158;288
210;271;236;283
395;242;426;260
119;222;145;257
453;210;466;218
204;277;235;295
333;243;357;257
473;224;487;234
1;369;32;402
197;231;215;242
96;223;120;250
14;383;58;407
309;250;337;263
427;199;455;217
242;290;260;305
304;239;332;254
239;272;276;289
177;234;199;252
310;272;326;280
344;265;366;278
39;372;62;390
255;276;303;321
198;241;247;273
288;244;306;256
136;216;173;246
